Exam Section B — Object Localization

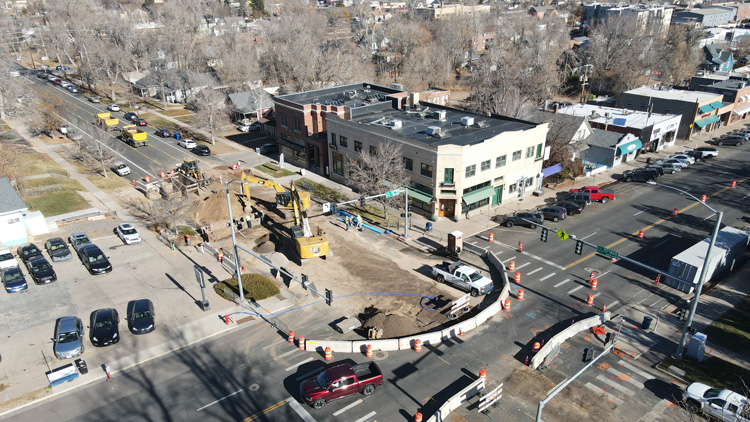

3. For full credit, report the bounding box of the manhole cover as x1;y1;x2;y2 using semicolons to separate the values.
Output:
373;351;388;361
248;383;260;391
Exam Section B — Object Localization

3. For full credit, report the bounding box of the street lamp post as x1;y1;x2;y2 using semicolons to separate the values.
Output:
225;179;247;304
646;181;723;359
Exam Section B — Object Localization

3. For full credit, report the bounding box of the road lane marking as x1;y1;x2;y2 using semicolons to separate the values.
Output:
263;340;284;351
607;300;620;309
296;367;324;381
592;292;601;298
354;411;377;422
617;360;653;379
597;270;610;279
585;382;623;405
495;242;566;270
653;239;669;248
742;193;750;200
553;278;570;288
527;268;542;275
567;285;583;294
278;349;299;359
633;209;647;216
539;272;556;281
581;232;597;240
285;357;315;372
515;262;531;270
242;400;286;422
507;256;517;262
197;389;244;411
704;213;716;220
286;397;317;422
332;399;363;416
596;375;635;395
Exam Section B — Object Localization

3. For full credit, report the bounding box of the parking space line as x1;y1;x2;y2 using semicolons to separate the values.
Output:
596;271;610;279
554;278;570;288
196;389;244;411
263;340;284;351
581;232;597;240
539;272;556;281
567;285;583;294
592;292;602;298
332;399;363;416
585;382;623;405
527;268;542;275
285;357;315;372
278;349;299;359
616;360;653;380
507;256;516;261
354;411;377;422
515;262;531;270
606;368;645;388
607;300;620;309
286;397;317;422
596;375;635;395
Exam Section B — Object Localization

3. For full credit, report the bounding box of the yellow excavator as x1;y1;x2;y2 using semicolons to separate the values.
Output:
240;172;329;259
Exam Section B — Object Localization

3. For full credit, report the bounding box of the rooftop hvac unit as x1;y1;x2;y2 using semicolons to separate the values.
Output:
389;119;403;128
461;116;474;126
434;110;446;120
426;126;441;135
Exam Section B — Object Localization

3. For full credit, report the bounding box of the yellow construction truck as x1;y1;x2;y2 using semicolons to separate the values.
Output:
120;125;148;147
240;173;329;259
96;112;119;131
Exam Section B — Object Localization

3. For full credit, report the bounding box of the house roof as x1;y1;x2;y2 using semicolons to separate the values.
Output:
623;86;722;103
0;178;27;214
524;109;587;142
556;103;681;128
228;89;274;114
275;82;404;107
586;129;626;149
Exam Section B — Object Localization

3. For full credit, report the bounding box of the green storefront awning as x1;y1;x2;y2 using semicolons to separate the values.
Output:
709;101;725;110
616;139;643;155
695;115;719;128
462;185;495;205
408;189;433;203
698;104;714;114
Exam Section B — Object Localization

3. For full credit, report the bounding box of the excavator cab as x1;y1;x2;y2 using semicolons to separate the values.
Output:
183;158;199;172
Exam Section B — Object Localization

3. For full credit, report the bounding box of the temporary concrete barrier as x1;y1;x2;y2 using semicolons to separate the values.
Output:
426;377;485;422
441;319;477;339
304;340;353;354
399;331;443;350
530;312;611;369
463;241;486;256
352;339;399;353
475;301;501;326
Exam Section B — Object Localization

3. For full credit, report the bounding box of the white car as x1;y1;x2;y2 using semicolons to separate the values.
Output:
107;104;120;112
59;81;71;88
238;123;251;132
656;158;689;168
670;154;695;164
0;246;19;270
683;382;749;421
112;162;131;176
115;223;141;244
178;139;197;149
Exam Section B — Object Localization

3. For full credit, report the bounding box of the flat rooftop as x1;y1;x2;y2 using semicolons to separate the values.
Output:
557;103;680;128
622;86;721;103
345;104;539;147
707;79;749;90
274;83;404;108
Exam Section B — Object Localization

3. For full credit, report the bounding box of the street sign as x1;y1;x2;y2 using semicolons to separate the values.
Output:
194;265;206;288
596;246;619;260
385;189;401;198
557;229;569;242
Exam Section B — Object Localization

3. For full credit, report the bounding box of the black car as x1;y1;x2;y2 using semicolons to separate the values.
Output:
192;145;210;156
45;237;73;262
554;201;583;216
565;192;591;208
127;299;155;334
17;244;43;267
79;244;112;275
124;112;138;122
154;128;171;138
89;308;120;346
27;256;56;284
622;167;659;182
503;212;544;228
644;165;665;176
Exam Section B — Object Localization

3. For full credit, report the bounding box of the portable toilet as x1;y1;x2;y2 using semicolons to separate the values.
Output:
448;231;463;254
687;332;707;362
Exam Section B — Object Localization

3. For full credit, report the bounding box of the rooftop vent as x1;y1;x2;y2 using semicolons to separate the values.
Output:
472;120;489;128
389;119;403;128
461;116;475;126
434;110;447;120
426;126;441;135
312;99;320;105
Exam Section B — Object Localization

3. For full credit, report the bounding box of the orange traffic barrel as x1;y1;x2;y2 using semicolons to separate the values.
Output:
589;272;595;282
503;299;511;311
587;294;594;306
514;272;521;284
298;336;305;351
591;278;598;290
366;344;373;358
324;347;333;361
701;194;706;203
488;233;494;243
479;369;487;382
731;180;737;188
160;170;165;178
672;208;678;217
144;175;150;183
288;330;295;343
508;261;515;271
517;289;525;301
413;339;422;352
638;230;644;239
415;413;423;422
518;241;524;252
532;341;541;353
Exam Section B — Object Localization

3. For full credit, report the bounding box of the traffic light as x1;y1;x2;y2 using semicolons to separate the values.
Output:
301;274;309;289
325;289;333;306
359;195;366;207
575;240;583;255
540;228;548;242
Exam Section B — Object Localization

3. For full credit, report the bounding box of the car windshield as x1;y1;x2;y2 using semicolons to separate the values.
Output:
133;310;151;321
316;372;330;388
49;242;65;251
469;271;483;282
74;236;90;246
88;252;106;264
58;331;79;343
23;248;39;257
0;252;13;260
95;318;114;329
4;272;21;283
121;227;137;235
704;388;722;399
32;262;51;272
117;164;127;170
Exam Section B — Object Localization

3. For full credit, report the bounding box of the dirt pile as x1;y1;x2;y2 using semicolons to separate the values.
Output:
191;187;249;225
360;306;420;338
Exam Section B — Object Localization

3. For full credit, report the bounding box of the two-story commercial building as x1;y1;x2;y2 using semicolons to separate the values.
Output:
693;79;750;123
325;103;548;220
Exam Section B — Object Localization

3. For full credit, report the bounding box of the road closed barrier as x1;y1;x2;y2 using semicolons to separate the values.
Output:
530;312;611;370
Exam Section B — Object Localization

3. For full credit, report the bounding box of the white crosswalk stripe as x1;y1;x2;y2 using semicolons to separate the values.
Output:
606;368;644;389
596;374;636;395
616;360;653;380
584;382;624;405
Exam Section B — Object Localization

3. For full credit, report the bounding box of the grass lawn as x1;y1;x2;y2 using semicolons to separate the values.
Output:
175;115;195;125
161;108;192;117
18;151;67;176
659;356;750;391
23;178;90;216
255;163;296;178
88;174;130;191
702;294;750;358
142;116;179;131
0;120;10;131
195;139;235;155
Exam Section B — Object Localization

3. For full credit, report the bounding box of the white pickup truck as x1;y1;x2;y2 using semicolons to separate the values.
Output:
430;261;494;297
683;382;749;422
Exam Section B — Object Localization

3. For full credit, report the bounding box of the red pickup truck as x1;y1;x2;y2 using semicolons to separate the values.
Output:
568;186;615;203
300;361;384;409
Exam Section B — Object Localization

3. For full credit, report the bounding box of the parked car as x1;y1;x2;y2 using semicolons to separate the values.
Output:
35;71;47;79
622;167;660;182
565;192;591;208
503;212;544;228
59;81;71;88
715;136;746;146
45;237;72;262
107;103;120;112
54;79;63;86
178;139;197;149
47;75;57;82
112;161;131;177
238;123;251;132
654;158;688;168
689;147;719;159
53;316;85;359
537;205;567;222
643;165;665;176
1;267;28;293
69;232;92;256
124;112;138;122
430;261;494;297
87;96;101;103
127;299;156;334
683;382;749;421
0;246;18;269
154;128;171;138
27;256;57;284
66;85;79;93
192;145;210;156
553;201;583;216
89;308;120;347
135;118;147;126
17;243;43;267
115;223;141;244
66;130;83;142
259;143;279;154
568;186;615;203
670;154;695;164
651;163;680;174
79;244;112;275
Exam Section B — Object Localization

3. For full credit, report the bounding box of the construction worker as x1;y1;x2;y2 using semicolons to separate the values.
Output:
217;249;224;263
345;215;351;231
356;213;363;231
185;234;191;246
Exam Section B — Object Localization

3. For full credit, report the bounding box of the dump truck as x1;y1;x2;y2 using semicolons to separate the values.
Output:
120;125;148;147
96;112;119;131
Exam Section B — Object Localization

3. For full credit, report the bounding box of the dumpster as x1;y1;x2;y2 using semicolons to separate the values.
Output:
75;359;88;375
173;132;181;140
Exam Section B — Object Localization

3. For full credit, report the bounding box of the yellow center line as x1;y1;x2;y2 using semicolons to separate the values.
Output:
564;179;747;269
243;400;286;422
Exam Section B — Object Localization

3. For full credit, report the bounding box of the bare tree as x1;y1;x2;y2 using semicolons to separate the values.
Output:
347;141;411;219
191;87;229;145
0;59;30;119
0;143;26;193
27;93;64;137
126;195;189;231
212;32;262;91
381;16;432;81
400;43;454;91
69;135;114;178
652;25;704;87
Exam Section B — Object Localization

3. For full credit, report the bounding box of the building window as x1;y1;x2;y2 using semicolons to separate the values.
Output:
370;145;377;155
496;155;506;168
293;117;301;132
509;183;517;193
354;141;362;152
536;143;543;158
465;164;476;178
280;113;287;128
332;152;344;176
340;136;348;148
525;178;533;187
526;146;534;158
481;159;491;171
444;168;454;183
463;181;490;194
421;163;433;178
512;150;522;161
330;133;337;146
403;157;413;171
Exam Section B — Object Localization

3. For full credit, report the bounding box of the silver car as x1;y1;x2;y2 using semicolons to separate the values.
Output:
53;316;84;359
653;163;681;174
670;154;695;164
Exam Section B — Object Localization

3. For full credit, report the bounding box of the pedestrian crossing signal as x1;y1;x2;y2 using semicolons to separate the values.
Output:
575;240;583;255
540;228;548;242
325;289;333;306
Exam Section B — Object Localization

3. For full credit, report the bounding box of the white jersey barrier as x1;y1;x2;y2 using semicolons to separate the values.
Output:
530;312;611;370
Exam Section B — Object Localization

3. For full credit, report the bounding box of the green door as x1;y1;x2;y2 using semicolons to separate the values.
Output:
492;185;503;206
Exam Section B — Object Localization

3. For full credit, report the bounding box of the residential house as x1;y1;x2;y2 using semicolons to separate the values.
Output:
581;3;673;36
617;85;726;140
524;109;592;173
118;3;151;24
413;3;491;19
228;88;275;123
529;5;556;19
672;7;736;27
0;178;48;246
702;44;735;72
579;129;642;169
132;70;212;104
473;26;496;52
325;102;548;220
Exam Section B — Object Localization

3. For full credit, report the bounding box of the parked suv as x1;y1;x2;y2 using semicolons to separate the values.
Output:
503;212;544;228
565;192;591;208
622;167;659;182
693;147;719;158
537;206;567;222
79;244;112;275
553;201;583;216
716;136;746;146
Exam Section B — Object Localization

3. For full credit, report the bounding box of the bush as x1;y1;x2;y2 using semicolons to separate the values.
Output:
176;225;197;236
214;273;280;302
